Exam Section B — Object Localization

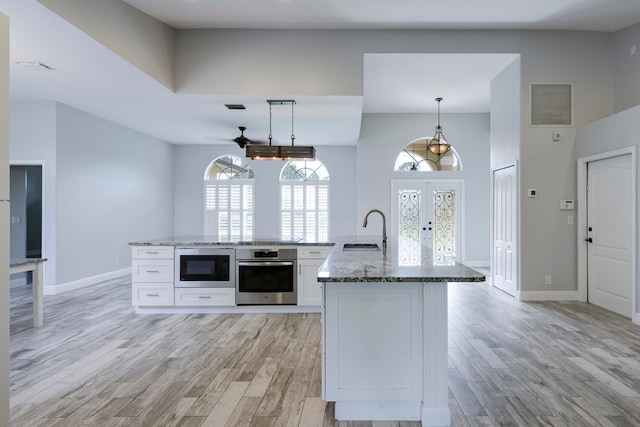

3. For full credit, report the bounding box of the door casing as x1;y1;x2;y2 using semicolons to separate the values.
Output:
577;147;637;324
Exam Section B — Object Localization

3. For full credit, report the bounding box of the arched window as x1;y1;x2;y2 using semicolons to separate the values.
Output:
394;137;463;171
280;159;330;241
204;155;254;239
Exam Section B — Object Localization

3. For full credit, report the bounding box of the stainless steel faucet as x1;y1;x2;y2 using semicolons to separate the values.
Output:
362;209;387;248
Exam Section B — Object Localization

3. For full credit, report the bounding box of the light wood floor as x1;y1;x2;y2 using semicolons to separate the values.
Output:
8;276;640;426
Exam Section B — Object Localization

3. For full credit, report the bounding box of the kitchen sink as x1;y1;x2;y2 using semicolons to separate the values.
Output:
342;243;380;251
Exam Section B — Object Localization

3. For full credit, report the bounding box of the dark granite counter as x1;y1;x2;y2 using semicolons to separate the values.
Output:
318;236;485;283
128;235;334;247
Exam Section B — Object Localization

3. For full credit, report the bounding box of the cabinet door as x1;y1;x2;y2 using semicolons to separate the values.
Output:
298;259;324;306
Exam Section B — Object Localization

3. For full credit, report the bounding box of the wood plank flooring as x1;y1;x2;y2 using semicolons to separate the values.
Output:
8;276;640;426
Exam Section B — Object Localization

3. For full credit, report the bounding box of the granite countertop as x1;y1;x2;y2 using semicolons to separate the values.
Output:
10;257;47;267
318;236;485;283
128;235;335;247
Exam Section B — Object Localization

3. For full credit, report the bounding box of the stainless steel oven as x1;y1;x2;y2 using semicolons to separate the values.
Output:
175;247;235;288
236;248;297;305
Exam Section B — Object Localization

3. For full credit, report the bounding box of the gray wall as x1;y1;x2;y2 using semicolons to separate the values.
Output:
55;103;174;285
358;113;490;265
10;101;175;289
173;144;357;239
10;101;57;287
490;58;521;169
613;22;640;114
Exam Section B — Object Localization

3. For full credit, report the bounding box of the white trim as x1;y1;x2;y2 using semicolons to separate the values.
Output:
135;305;322;315
334;401;422;421
577;147;637;324
517;291;579;301
490;161;519;296
45;267;131;295
462;260;489;268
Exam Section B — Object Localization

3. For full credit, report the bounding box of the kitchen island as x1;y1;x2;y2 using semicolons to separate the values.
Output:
318;236;485;427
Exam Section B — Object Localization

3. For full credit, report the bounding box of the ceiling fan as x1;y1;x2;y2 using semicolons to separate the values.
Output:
233;126;267;148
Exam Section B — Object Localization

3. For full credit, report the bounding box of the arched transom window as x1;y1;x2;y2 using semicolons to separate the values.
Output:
280;159;330;241
394;137;463;172
204;155;254;239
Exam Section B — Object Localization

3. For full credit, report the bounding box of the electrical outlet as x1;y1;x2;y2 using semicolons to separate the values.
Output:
545;275;552;285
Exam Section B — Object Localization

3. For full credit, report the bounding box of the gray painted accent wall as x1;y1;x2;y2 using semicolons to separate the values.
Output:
613;22;640;114
55;103;174;285
173;144;357;239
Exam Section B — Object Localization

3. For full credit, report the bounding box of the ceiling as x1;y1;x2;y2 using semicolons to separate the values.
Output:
2;0;640;146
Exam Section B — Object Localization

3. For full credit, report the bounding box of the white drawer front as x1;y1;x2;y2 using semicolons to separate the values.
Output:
175;288;235;306
298;246;333;259
132;259;174;282
133;283;174;306
132;246;174;259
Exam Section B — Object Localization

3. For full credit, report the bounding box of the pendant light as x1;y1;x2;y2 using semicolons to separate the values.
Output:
427;97;451;155
246;100;316;161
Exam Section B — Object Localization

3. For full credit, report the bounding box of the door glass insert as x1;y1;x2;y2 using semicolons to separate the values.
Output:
398;189;421;266
433;190;456;263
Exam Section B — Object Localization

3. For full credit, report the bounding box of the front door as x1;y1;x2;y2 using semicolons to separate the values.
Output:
392;180;463;264
586;154;632;318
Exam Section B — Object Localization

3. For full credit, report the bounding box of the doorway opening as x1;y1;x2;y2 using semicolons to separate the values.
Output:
9;164;43;286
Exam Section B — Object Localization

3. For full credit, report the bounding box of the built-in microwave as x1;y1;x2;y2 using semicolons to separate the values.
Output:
175;247;235;288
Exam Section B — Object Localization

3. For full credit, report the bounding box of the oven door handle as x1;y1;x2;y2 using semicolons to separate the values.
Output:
237;261;294;267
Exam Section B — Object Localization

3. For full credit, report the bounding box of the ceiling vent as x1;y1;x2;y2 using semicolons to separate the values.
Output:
16;61;55;71
225;104;246;110
530;83;573;127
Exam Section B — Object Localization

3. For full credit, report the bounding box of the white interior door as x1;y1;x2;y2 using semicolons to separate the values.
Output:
587;154;632;318
392;180;463;263
492;165;517;296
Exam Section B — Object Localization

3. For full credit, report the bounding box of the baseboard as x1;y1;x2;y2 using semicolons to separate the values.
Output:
517;290;578;301
462;260;489;269
44;267;131;295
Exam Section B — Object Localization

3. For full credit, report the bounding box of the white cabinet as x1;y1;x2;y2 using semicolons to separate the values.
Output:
174;288;235;306
297;246;332;306
131;246;174;306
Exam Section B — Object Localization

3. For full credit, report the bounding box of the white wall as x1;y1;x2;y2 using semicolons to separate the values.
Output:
173;144;357;239
54;103;174;286
358;113;490;265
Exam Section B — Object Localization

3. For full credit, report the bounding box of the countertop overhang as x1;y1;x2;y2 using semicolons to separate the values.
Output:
128;235;334;247
318;236;485;283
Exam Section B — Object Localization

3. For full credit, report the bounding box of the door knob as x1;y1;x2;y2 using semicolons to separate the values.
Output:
585;237;593;243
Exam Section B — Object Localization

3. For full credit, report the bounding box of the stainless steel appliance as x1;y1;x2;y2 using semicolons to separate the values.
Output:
236;248;297;305
175;247;235;288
